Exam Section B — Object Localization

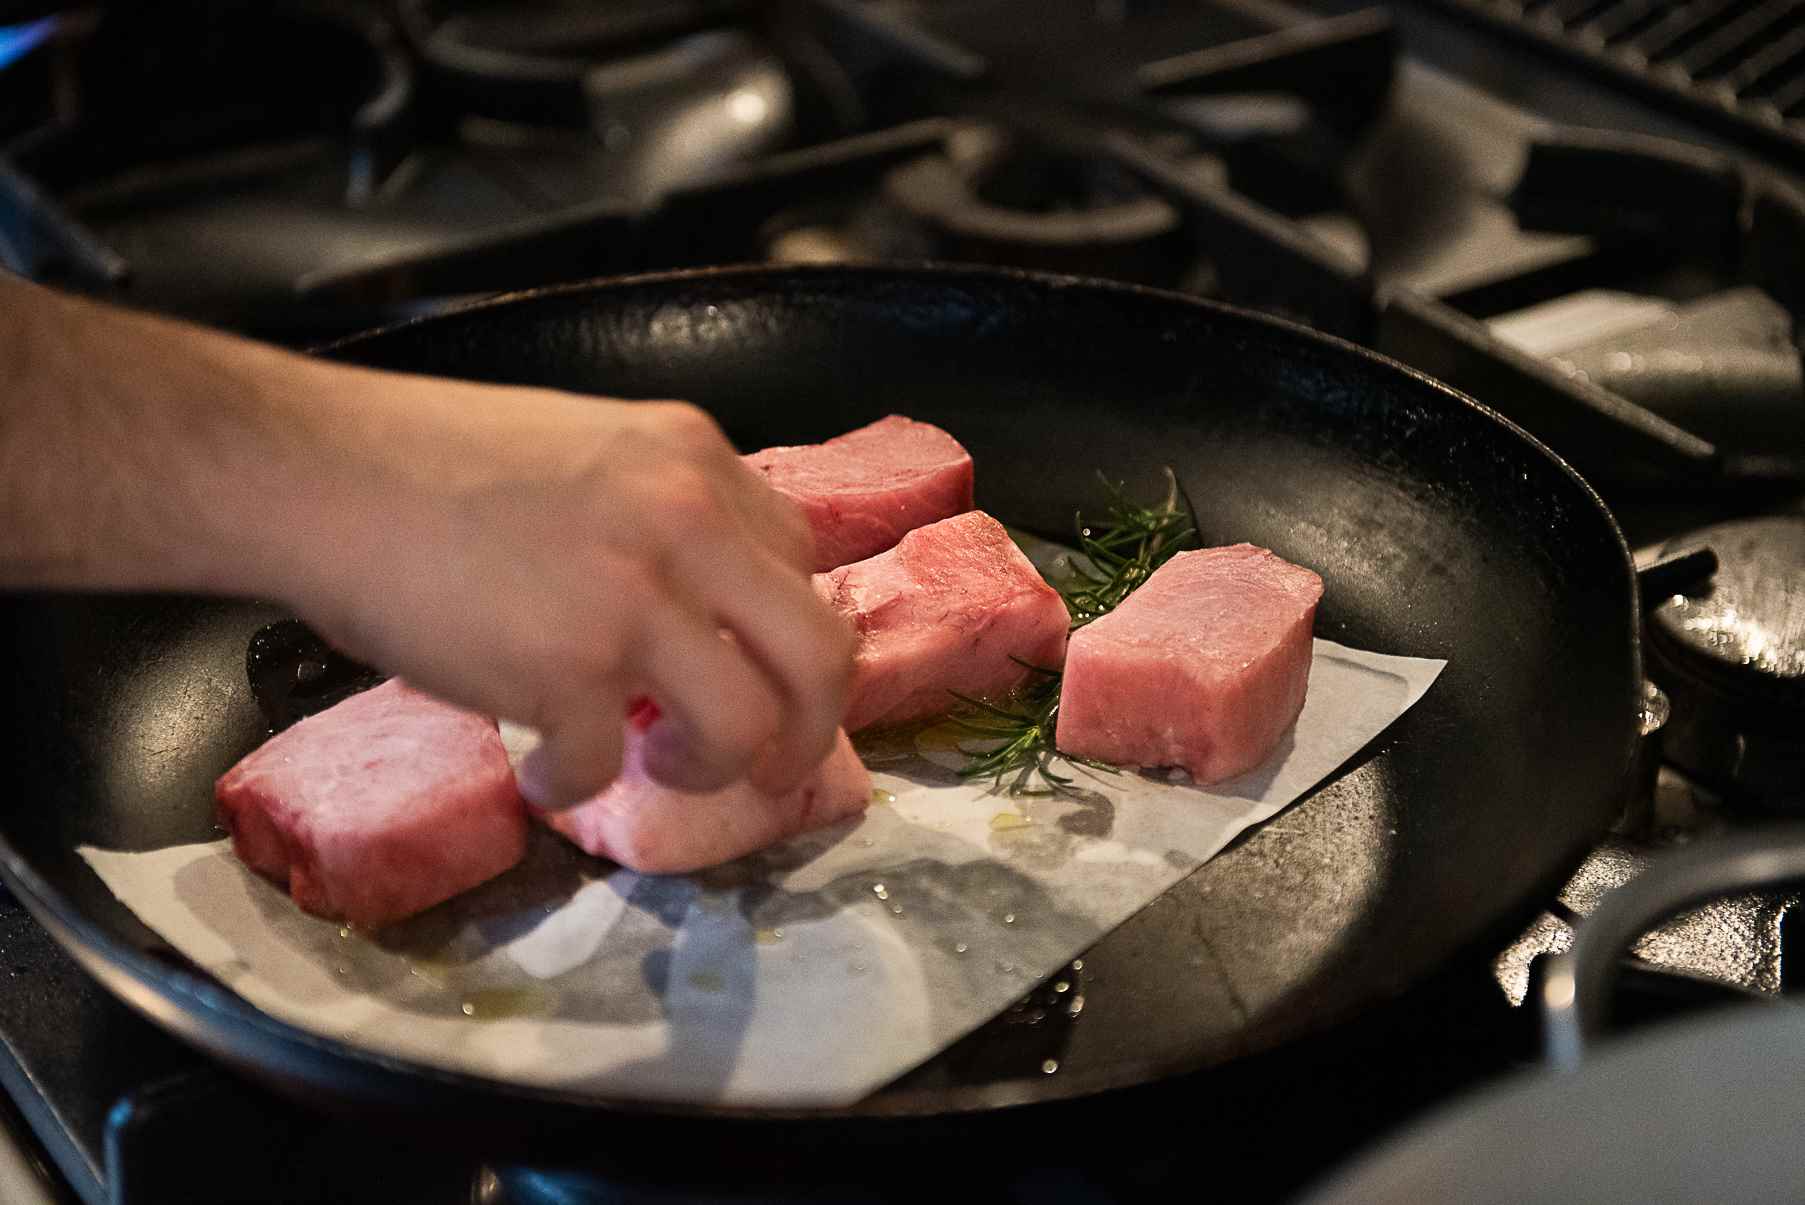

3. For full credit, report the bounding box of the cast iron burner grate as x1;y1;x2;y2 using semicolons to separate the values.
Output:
1426;0;1805;169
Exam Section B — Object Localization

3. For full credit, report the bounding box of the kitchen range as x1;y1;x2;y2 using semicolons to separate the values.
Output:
1;2;1802;1202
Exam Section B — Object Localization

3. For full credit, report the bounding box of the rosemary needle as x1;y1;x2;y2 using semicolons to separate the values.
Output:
949;469;1197;793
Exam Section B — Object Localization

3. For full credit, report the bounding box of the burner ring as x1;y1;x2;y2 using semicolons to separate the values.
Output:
880;124;1205;283
6;1;416;204
1647;516;1805;809
398;0;746;127
885;153;1178;248
881;132;1187;280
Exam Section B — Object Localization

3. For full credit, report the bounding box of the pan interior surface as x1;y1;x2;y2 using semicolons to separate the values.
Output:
0;266;1638;1120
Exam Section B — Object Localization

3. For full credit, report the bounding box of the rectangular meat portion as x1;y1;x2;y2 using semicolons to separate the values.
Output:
536;725;872;874
1055;544;1322;784
216;678;527;927
744;415;974;571
815;510;1071;732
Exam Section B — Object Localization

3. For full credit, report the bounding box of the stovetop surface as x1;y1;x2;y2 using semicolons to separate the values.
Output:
2;1;1804;1202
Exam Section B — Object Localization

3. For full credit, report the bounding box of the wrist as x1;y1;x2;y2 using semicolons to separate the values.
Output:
198;353;403;614
0;277;411;608
82;305;393;611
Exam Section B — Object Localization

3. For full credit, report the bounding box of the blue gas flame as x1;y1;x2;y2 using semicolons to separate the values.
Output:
0;16;57;73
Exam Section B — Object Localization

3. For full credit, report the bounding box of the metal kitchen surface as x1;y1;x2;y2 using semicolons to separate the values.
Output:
0;1;1802;1202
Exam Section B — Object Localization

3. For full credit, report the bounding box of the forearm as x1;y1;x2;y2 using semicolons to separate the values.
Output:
0;273;854;800
0;273;362;601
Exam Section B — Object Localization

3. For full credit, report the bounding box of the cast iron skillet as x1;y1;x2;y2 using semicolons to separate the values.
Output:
0;265;1638;1141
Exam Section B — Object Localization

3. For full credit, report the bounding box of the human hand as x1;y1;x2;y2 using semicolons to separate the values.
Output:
276;371;853;808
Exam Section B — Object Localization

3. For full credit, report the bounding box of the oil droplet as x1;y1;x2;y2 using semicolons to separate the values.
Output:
914;721;969;752
849;962;867;975
1003;913;1016;925
1053;980;1070;993
870;788;896;806
337;926;351;939
456;987;555;1019
954;942;969;954
872;883;889;900
1066;994;1086;1017
990;812;1034;831
687;970;725;993
1042;1059;1059;1075
997;961;1017;974
405;955;453;987
754;928;784;945
1071;959;1084;972
858;837;875;848
890;904;904;915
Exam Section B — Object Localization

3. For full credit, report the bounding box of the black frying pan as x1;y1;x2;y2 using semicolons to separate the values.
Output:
0;265;1638;1148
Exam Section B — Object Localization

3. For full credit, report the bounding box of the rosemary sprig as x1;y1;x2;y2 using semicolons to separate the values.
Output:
950;661;1067;794
947;470;1197;793
1061;467;1197;628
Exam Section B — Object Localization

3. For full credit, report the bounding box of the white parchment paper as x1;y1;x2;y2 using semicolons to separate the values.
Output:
79;638;1442;1107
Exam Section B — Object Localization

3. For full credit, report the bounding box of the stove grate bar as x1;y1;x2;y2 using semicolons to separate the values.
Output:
1136;6;1396;121
1425;0;1805;167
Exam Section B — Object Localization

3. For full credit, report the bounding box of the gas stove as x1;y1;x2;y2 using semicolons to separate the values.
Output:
1;2;1802;1202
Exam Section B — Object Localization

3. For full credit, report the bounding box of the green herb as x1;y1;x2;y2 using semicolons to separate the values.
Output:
949;660;1117;794
1061;467;1197;628
949;469;1197;793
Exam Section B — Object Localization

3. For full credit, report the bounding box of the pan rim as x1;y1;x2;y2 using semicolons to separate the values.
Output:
1;261;1641;1126
311;259;1631;548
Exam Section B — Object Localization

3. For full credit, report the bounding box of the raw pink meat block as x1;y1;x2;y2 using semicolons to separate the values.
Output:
815;510;1071;731
1055;544;1322;784
536;726;872;873
743;415;974;571
216;679;527;927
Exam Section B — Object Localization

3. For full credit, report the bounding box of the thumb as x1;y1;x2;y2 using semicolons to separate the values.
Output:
515;690;628;810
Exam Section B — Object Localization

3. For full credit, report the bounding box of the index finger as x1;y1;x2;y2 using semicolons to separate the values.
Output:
642;399;817;573
726;457;816;573
673;532;853;794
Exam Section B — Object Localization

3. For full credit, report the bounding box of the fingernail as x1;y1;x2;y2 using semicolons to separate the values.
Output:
639;719;693;780
640;719;733;792
516;747;556;809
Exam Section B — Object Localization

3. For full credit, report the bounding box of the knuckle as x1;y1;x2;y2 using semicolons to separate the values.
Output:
652;401;729;455
658;467;725;531
599;556;661;615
